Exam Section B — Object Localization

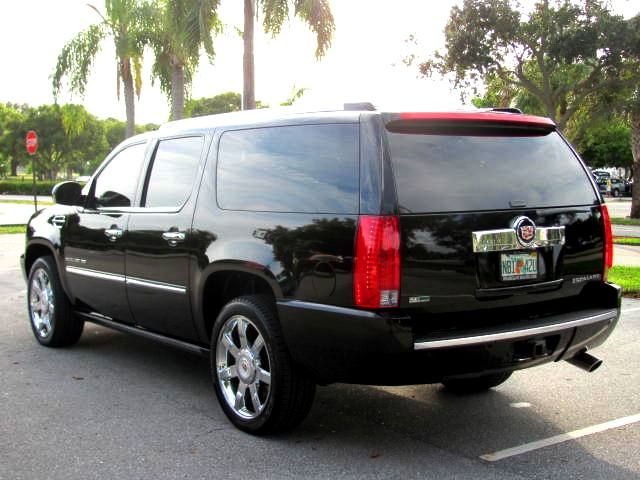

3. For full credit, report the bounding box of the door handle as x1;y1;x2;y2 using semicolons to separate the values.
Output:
162;231;186;246
104;227;123;242
51;215;66;228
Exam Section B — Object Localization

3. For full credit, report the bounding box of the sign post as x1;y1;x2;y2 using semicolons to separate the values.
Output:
25;130;38;212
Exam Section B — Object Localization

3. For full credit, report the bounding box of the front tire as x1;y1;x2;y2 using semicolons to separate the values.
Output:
442;372;512;394
210;295;315;434
27;256;84;347
613;188;620;197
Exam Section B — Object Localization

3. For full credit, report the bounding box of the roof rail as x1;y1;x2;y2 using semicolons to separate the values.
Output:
490;107;523;114
344;102;376;111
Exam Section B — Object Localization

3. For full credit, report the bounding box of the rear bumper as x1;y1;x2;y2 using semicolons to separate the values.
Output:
277;283;621;385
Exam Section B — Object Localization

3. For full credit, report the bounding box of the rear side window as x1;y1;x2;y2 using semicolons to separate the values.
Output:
144;136;203;209
387;129;597;213
217;124;359;213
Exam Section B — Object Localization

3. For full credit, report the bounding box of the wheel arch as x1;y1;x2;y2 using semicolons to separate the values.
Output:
193;261;283;342
24;239;73;301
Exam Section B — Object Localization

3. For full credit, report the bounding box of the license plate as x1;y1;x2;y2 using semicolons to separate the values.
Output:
500;252;538;281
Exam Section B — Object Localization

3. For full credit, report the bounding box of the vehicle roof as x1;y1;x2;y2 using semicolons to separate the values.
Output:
124;106;555;141
158;108;363;135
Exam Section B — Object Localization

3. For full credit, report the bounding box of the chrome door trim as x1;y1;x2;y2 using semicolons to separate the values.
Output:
126;276;186;294
472;226;565;253
414;309;617;350
65;266;125;283
65;266;186;293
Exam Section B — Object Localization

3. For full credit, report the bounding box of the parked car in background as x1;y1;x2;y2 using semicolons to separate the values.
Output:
609;177;631;197
595;176;610;196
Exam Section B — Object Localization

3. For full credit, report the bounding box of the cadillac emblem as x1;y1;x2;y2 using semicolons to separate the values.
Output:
512;216;537;247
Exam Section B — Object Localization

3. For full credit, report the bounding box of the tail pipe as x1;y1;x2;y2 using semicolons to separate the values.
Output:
566;350;603;373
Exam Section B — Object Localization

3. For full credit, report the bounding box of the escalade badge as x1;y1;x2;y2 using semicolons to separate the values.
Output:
512;216;536;247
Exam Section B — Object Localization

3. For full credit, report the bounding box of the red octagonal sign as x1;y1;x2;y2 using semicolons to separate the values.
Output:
26;130;38;155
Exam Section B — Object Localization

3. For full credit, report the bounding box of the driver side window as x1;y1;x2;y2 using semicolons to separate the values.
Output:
93;143;147;208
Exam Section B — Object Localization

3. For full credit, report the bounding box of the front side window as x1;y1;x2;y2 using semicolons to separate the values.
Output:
144;136;204;209
217;124;359;214
93;143;147;208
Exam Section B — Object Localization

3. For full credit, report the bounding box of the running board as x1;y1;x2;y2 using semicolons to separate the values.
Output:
76;311;210;357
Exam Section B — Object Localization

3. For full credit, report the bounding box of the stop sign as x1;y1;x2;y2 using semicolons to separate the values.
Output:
26;130;38;155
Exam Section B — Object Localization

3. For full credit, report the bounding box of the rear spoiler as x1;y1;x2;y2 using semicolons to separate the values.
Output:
383;111;556;135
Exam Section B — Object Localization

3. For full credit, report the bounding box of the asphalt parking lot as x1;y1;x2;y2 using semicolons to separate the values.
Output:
1;233;639;480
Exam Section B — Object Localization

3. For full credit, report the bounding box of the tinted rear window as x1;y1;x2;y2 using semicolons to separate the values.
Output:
217;124;359;213
387;130;597;213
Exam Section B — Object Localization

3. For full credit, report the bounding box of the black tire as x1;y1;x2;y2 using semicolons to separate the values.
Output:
613;188;620;197
27;256;84;347
442;372;512;394
210;295;315;434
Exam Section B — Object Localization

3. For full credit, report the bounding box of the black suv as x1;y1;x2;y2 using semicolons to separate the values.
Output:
21;107;620;434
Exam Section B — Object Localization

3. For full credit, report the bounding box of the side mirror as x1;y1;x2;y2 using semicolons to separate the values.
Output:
52;181;83;206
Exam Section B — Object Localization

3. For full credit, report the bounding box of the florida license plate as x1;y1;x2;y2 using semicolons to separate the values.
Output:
500;252;538;281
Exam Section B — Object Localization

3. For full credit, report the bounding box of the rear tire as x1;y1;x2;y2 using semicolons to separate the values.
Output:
442;372;512;394
210;295;315;434
27;256;84;347
613;188;620;197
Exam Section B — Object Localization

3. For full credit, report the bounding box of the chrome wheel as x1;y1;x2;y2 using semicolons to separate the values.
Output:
216;315;272;419
29;268;55;338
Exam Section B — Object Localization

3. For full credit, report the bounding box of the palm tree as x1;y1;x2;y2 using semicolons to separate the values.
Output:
149;0;223;120
52;0;148;138
242;0;335;110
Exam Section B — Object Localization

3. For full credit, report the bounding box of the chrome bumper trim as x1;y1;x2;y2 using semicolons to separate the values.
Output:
414;309;617;350
472;226;565;252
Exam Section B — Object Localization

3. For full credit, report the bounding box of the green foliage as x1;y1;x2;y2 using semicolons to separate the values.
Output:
0;225;27;235
0;101;158;179
262;0;335;58
416;0;640;129
613;237;640;246
0;180;58;195
184;92;269;117
53;1;151;136
611;217;640;226
280;86;307;106
52;24;105;98
0;103;28;177
185;92;241;117
148;0;223;119
578;119;633;169
608;266;640;295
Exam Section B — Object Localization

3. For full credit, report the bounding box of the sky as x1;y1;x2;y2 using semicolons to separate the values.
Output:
0;0;638;125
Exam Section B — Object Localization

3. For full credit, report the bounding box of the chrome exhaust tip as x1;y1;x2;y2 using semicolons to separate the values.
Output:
566;350;603;373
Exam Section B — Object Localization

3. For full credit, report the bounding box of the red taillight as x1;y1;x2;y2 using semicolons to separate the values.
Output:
601;204;613;280
354;215;401;308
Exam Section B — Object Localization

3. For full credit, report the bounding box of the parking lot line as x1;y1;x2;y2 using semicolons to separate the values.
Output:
622;307;640;314
480;413;640;462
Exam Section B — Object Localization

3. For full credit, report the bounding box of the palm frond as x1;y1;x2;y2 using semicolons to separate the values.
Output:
52;24;106;99
293;0;334;58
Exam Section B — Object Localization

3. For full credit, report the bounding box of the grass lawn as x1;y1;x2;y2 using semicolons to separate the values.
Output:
610;217;640;226
613;237;640;246
0;224;26;234
608;266;640;295
0;199;54;206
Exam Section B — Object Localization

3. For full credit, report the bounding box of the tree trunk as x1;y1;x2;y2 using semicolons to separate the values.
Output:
10;158;18;177
630;110;640;218
171;61;185;120
121;59;136;138
242;0;256;110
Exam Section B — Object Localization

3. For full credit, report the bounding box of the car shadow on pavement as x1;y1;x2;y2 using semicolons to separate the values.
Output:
66;323;637;479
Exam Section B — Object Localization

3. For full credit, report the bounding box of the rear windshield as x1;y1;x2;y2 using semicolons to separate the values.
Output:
386;129;597;213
